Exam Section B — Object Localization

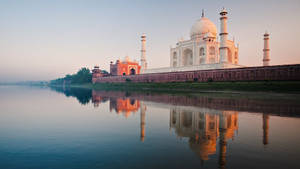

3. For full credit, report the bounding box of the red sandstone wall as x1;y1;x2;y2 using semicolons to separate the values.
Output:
93;64;300;83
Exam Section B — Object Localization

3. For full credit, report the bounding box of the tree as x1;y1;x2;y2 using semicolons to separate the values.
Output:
50;67;92;85
71;68;92;84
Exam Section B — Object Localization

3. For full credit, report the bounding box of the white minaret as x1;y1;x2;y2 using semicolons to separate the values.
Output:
263;32;270;66
219;8;229;63
140;33;147;72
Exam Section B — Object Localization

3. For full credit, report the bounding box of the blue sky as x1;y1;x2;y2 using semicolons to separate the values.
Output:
0;0;300;81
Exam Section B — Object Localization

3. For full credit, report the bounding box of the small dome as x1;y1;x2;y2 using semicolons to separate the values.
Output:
124;56;130;62
190;17;217;38
204;32;214;38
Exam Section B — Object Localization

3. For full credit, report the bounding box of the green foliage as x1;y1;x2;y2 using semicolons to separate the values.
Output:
101;70;109;74
50;67;92;85
207;78;213;82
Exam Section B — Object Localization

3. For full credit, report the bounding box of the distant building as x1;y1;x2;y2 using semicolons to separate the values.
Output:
110;56;141;76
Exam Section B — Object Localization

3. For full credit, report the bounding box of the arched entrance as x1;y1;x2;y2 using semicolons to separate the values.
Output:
183;49;193;66
130;68;136;75
173;52;177;67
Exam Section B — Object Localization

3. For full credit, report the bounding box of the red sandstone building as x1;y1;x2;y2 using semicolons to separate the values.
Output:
110;56;141;76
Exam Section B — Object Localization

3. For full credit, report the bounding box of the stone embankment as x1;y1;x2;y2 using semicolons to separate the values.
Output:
93;64;300;83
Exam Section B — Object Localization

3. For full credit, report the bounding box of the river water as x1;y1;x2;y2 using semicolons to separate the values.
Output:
0;86;300;169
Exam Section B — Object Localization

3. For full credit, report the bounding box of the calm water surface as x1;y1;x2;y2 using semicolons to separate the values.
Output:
0;86;300;169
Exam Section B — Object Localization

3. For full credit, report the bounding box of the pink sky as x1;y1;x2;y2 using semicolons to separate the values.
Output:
0;0;299;82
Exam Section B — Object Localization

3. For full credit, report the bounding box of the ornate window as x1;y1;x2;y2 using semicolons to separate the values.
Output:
173;52;177;59
209;47;215;55
199;47;204;56
200;58;205;64
173;52;177;67
228;49;232;63
173;61;177;67
183;49;193;66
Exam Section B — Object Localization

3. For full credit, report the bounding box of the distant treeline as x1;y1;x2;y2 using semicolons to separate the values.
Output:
50;68;92;85
50;67;107;85
0;81;48;86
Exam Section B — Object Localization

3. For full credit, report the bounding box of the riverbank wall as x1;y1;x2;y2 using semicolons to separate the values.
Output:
93;64;300;83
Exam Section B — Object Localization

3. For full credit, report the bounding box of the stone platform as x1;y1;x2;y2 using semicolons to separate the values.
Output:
143;63;243;74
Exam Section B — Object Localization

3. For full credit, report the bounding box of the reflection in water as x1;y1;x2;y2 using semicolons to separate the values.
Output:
263;114;269;145
109;97;140;118
170;109;238;168
140;103;146;142
88;90;279;169
50;86;92;105
3;86;299;169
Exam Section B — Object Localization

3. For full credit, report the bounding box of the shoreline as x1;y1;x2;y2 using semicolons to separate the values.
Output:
92;81;300;92
49;81;300;99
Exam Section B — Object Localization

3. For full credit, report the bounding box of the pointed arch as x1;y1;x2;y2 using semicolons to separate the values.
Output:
183;48;193;66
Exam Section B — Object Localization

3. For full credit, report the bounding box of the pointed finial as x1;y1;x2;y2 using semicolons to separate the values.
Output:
220;7;228;15
264;30;269;36
202;9;204;17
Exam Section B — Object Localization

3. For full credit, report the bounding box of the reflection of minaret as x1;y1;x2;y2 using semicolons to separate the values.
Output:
140;102;146;142
263;114;269;145
219;112;227;169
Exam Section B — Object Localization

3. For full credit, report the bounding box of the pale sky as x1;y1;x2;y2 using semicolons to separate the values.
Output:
0;0;300;82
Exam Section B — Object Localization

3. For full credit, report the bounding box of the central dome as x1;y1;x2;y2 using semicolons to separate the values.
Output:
190;17;217;38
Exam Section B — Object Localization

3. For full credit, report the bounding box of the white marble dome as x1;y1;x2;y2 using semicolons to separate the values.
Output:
190;17;217;38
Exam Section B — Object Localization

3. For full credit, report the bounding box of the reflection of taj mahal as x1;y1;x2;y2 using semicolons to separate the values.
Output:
170;109;238;164
90;91;272;168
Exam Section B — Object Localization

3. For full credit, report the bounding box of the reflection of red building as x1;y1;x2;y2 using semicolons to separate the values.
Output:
110;56;141;76
110;98;140;118
91;90;109;107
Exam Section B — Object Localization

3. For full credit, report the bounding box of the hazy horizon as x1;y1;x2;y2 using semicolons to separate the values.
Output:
1;0;300;82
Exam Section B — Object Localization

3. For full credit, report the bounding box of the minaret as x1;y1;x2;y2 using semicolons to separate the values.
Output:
263;32;270;66
140;33;147;73
219;8;229;63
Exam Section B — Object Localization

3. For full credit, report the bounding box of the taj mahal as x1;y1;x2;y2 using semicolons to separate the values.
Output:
170;9;239;68
92;7;291;83
142;8;249;74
